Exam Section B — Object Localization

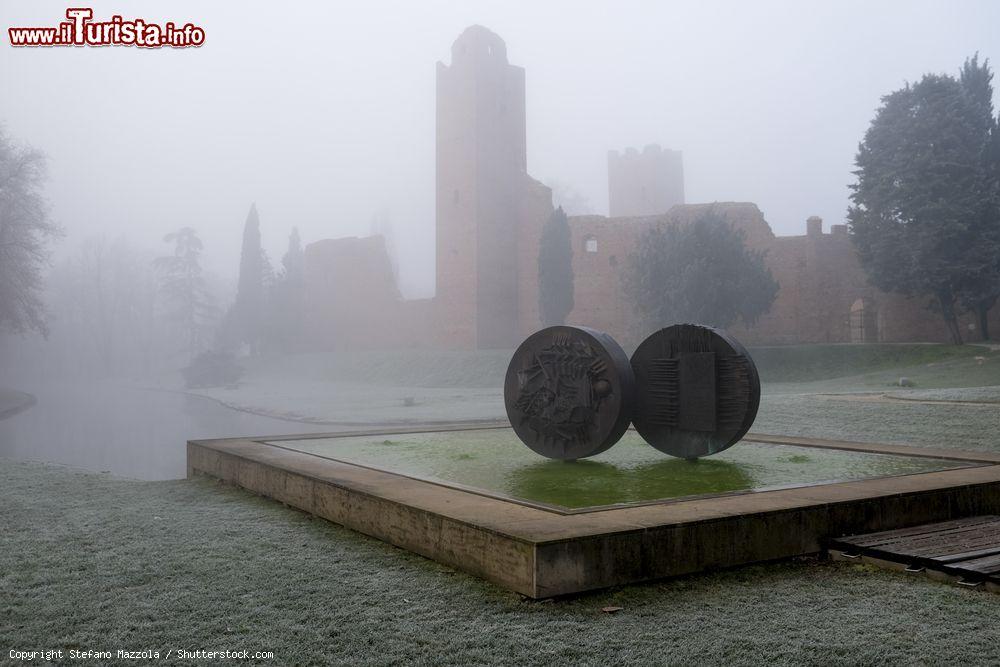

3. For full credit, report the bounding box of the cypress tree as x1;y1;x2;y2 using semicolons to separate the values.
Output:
231;203;265;352
538;206;574;326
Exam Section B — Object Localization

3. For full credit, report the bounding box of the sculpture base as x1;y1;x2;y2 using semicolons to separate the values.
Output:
188;427;1000;598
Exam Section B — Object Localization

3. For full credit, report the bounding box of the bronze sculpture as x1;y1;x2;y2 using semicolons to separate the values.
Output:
503;326;635;460
505;323;760;460
630;324;760;459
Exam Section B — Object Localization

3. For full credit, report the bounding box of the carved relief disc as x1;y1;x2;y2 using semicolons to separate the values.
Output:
504;326;635;460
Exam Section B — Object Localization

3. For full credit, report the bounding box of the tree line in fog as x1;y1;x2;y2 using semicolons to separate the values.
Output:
2;54;999;380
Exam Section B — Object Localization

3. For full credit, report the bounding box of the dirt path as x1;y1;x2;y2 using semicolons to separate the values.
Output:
0;389;37;420
814;392;1000;407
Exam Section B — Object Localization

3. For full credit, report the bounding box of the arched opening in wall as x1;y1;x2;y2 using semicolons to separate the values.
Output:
584;235;598;253
850;298;879;343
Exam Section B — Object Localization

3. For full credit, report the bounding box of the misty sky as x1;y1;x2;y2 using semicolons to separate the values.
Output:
2;0;998;298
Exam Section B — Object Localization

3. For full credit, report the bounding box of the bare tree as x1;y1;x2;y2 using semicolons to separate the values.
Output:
0;128;61;337
48;237;162;376
154;228;217;361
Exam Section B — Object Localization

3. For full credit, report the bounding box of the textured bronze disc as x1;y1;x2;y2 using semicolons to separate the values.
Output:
504;326;635;460
630;324;760;459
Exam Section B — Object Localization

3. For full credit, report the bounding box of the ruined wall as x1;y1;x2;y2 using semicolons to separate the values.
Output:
561;203;775;343
303;236;431;350
562;215;645;339
557;205;1000;346
608;144;685;217
303;25;999;351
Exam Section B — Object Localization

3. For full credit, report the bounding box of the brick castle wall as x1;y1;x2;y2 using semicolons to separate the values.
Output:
553;204;999;346
608;145;685;217
299;26;999;350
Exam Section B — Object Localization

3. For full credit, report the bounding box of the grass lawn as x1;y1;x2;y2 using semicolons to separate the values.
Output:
4;344;1000;665
238;343;989;389
188;344;1000;426
5;460;1000;666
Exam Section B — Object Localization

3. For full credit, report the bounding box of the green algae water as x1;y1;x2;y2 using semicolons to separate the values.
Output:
267;429;970;510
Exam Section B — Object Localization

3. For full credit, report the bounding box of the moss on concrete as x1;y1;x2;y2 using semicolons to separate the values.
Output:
280;431;964;509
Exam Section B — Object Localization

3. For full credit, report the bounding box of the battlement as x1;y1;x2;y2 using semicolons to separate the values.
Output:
802;216;850;240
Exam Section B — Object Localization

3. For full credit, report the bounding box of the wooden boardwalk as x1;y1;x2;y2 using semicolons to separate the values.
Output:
829;516;1000;587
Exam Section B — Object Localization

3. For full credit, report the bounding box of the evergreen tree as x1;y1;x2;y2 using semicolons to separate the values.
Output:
263;227;306;353
623;210;778;332
849;58;1000;344
282;227;304;285
956;55;1000;339
0;128;61;338
228;204;267;353
154;227;215;361
538;206;574;326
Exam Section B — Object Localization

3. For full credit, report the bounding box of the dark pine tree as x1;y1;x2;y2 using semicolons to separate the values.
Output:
537;206;574;326
282;227;305;285
956;55;1000;340
230;203;265;353
263;227;306;353
849;60;1000;344
623;209;779;334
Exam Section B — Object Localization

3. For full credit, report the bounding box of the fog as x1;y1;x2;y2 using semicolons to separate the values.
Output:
3;0;997;296
1;1;999;481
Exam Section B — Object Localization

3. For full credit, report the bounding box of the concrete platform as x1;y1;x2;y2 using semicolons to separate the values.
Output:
188;427;1000;598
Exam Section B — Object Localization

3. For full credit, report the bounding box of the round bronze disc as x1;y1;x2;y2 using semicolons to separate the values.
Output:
504;326;635;460
630;324;760;459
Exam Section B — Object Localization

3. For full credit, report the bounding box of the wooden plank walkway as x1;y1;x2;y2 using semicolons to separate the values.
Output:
829;516;1000;585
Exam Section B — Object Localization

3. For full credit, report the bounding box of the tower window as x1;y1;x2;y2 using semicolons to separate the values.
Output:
453;189;460;204
584;236;598;253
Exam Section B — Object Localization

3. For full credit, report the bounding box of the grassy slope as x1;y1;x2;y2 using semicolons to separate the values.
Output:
751;343;982;383
5;460;1000;666
201;344;999;427
6;345;1000;664
755;394;1000;450
243;344;987;388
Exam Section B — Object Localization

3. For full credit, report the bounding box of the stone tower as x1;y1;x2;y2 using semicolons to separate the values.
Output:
607;144;685;217
435;25;534;348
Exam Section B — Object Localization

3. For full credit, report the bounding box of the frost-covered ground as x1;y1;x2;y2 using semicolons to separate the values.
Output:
184;345;1000;445
6;457;1000;665
5;343;1000;664
190;379;505;425
883;386;1000;403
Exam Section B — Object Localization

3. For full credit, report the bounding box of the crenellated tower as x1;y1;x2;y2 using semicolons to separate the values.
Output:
607;144;685;217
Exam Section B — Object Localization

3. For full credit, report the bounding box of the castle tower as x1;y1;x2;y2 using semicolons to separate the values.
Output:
435;26;528;349
607;144;685;217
